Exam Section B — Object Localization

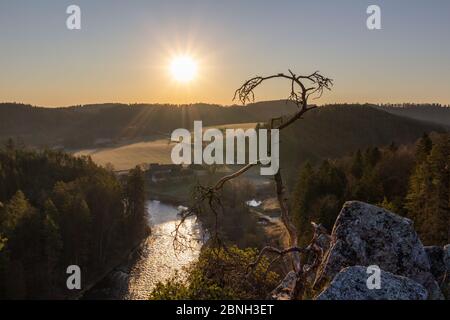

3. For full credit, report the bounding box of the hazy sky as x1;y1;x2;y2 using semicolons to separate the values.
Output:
1;0;449;107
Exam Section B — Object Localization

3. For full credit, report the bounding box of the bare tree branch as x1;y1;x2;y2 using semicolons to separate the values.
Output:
233;70;332;110
247;221;329;298
174;69;333;298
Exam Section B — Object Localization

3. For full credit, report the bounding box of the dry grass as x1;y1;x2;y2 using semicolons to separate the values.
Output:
74;122;257;170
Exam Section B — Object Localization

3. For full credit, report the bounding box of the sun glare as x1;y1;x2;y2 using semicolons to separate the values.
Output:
170;56;198;83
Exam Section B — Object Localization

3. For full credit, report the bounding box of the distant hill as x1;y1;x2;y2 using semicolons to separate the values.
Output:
0;101;298;148
374;104;450;127
0;103;447;176
279;105;447;185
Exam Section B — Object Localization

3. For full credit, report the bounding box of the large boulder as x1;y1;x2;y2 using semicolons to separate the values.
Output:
314;201;443;299
424;246;446;283
445;245;450;297
316;266;428;300
444;245;450;274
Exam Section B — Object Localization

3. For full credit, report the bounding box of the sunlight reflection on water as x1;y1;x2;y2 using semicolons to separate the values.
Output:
124;200;203;300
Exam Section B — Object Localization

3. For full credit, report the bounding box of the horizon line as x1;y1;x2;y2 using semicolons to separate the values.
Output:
1;100;449;109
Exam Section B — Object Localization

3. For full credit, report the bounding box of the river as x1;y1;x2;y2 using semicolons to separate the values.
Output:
84;200;204;300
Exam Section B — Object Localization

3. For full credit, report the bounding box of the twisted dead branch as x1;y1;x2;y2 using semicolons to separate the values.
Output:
174;69;333;296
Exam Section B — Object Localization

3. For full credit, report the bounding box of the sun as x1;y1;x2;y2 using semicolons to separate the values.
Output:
170;56;198;83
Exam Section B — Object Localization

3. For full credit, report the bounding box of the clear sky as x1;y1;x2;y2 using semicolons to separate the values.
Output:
1;0;449;107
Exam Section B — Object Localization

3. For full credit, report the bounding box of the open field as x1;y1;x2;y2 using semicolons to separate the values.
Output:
74;122;257;170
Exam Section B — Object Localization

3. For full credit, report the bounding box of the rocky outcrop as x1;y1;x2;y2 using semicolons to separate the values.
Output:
444;245;450;297
317;266;428;300
444;245;450;273
316;233;331;253
425;245;450;298
313;201;443;300
269;271;297;300
425;246;446;282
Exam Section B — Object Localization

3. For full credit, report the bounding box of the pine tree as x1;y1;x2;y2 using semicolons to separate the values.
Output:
364;147;381;168
406;134;449;245
0;190;33;236
0;190;39;298
0;147;149;298
415;133;433;163
426;135;450;244
351;149;363;178
124;166;147;238
293;161;346;245
41;200;62;295
292;162;316;245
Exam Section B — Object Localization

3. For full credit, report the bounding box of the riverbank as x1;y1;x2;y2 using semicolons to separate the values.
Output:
148;191;189;206
73;228;150;300
82;200;204;300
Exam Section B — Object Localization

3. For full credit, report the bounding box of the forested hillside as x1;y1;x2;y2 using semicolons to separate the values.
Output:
291;132;450;247
0;142;147;299
2;102;448;151
0;101;298;148
279;105;446;186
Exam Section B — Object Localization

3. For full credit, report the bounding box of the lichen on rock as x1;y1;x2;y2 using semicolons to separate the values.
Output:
316;266;428;300
313;201;443;299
